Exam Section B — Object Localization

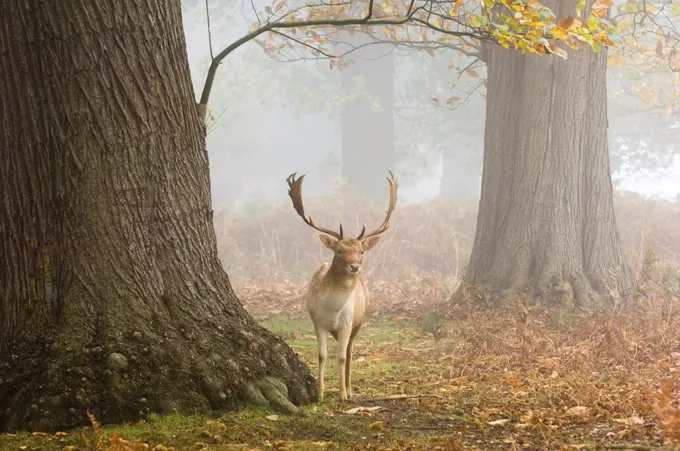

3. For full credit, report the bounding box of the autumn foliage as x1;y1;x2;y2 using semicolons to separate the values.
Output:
246;0;620;63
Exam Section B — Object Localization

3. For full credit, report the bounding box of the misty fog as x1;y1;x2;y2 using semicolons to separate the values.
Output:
180;1;680;211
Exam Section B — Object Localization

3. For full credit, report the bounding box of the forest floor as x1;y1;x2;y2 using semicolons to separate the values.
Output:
2;279;680;450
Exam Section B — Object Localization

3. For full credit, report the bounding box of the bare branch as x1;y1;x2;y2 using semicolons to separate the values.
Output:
269;29;338;59
251;0;261;26
204;0;214;60
196;0;495;119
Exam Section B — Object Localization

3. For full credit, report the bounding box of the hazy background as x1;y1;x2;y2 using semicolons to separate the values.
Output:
179;1;680;211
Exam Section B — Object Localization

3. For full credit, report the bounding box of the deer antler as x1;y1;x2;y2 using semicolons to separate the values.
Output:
286;173;344;240
356;171;399;240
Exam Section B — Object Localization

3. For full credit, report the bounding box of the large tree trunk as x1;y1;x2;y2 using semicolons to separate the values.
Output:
456;0;634;309
341;32;395;200
0;0;315;432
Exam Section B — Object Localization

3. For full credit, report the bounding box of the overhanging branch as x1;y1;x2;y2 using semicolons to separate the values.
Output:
196;0;494;120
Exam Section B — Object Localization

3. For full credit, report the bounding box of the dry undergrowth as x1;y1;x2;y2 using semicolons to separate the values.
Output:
215;188;680;284
233;271;680;449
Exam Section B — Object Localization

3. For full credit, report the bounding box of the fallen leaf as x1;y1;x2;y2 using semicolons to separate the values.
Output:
344;406;383;414
488;419;510;426
369;421;384;430
565;406;590;416
613;416;644;425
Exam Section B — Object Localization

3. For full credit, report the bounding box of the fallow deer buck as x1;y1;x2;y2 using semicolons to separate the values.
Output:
286;172;398;402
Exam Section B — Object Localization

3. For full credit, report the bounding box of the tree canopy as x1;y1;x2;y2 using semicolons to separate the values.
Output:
197;0;621;118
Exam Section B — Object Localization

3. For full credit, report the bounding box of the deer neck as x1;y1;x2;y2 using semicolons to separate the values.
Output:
326;259;359;291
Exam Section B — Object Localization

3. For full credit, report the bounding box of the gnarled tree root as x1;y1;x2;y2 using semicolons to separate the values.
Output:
243;377;307;416
0;320;317;432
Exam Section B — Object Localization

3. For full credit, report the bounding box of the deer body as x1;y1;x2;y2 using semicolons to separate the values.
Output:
305;253;370;401
286;172;398;402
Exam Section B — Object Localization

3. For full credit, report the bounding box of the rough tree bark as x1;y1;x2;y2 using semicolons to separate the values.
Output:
341;32;395;200
0;0;315;432
455;0;634;309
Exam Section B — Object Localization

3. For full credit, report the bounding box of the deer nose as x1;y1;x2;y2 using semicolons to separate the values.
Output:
348;264;361;273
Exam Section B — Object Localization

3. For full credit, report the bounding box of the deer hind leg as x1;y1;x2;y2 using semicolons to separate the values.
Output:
314;324;329;401
345;326;360;400
336;325;352;401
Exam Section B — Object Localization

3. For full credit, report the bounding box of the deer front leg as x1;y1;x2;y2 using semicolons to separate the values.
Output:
314;324;329;401
345;327;360;400
336;325;352;401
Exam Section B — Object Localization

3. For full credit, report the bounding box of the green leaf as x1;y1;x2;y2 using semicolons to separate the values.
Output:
576;0;586;17
538;8;554;22
468;15;483;28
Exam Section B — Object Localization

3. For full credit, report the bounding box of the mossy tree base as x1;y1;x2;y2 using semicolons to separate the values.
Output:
0;311;315;432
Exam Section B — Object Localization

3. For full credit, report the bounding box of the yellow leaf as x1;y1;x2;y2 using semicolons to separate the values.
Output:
505;377;523;386
369;421;384;430
455;375;469;384
551;26;568;40
467;69;479;78
586;18;598;32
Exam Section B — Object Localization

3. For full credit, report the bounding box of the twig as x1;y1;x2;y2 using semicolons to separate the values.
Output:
204;0;214;60
602;445;665;450
251;0;261;26
390;423;457;430
270;29;336;58
361;393;444;402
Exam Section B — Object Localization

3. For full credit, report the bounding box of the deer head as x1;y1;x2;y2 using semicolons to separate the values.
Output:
286;172;399;276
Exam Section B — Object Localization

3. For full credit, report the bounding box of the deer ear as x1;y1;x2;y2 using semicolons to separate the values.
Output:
361;236;380;251
319;234;337;250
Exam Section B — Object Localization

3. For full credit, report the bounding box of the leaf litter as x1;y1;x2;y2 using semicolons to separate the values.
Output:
3;276;680;449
